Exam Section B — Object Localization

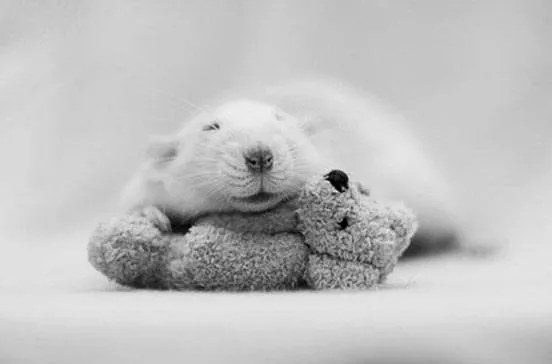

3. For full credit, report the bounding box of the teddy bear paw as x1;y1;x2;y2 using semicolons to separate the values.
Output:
306;255;380;290
88;214;170;289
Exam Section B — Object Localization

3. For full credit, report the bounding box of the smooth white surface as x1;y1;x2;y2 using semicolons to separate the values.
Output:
1;231;551;364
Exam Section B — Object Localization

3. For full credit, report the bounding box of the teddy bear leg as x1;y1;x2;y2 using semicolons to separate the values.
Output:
88;215;170;289
386;205;418;255
306;255;380;290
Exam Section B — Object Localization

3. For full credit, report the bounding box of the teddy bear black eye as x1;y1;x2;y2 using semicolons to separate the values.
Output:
338;217;349;230
324;169;349;192
202;121;220;131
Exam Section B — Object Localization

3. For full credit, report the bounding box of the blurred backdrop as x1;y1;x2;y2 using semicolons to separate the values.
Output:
0;0;551;251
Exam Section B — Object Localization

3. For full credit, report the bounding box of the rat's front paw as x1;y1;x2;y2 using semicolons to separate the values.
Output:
132;206;172;232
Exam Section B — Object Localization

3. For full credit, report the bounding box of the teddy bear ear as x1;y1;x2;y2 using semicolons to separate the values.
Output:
356;182;370;196
324;170;349;192
146;135;180;164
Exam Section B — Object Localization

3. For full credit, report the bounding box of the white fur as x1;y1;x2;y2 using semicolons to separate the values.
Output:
122;99;321;226
259;79;459;246
123;79;458;248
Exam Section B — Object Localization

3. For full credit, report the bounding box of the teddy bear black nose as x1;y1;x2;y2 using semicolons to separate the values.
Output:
324;169;349;192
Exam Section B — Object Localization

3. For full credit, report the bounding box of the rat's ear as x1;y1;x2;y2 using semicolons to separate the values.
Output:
271;107;324;137
297;113;317;136
297;112;336;137
145;135;179;164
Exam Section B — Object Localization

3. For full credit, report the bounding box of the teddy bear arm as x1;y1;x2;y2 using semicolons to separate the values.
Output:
88;215;172;289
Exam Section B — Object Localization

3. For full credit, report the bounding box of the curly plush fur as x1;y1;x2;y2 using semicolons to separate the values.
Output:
298;171;417;289
88;171;417;291
88;203;308;291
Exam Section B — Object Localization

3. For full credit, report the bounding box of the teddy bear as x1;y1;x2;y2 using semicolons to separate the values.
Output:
87;170;418;291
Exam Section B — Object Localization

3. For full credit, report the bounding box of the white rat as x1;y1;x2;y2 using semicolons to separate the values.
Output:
122;99;322;230
122;80;460;255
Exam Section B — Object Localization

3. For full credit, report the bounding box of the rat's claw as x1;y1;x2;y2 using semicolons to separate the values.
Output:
134;206;172;232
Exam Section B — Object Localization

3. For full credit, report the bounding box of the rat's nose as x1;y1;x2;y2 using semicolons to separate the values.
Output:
244;146;273;172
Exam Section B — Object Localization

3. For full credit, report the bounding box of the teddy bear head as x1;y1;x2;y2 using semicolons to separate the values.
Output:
296;170;373;261
296;169;417;265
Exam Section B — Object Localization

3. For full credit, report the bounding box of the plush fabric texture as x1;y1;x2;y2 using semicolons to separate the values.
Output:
88;215;170;289
297;177;417;289
88;205;308;291
165;226;307;291
88;171;417;291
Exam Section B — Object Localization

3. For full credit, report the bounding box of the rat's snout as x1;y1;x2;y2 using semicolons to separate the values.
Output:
244;146;273;172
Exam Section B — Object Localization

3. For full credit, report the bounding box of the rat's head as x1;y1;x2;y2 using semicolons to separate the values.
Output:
149;99;322;212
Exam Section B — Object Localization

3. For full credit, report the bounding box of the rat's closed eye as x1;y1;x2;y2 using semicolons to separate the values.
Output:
202;121;221;131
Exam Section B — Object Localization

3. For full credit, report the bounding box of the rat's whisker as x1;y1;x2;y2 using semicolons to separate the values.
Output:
147;88;212;115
